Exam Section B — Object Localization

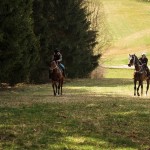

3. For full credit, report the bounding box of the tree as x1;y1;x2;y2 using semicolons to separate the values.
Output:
87;0;111;55
0;0;39;85
32;0;54;82
33;0;100;80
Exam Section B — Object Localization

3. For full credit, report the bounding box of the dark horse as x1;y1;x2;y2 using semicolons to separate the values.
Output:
49;61;64;96
128;54;149;96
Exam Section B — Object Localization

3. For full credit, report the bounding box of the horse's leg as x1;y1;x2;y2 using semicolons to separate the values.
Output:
141;81;143;96
60;79;63;95
55;83;58;95
146;79;149;95
134;79;136;96
137;81;141;96
52;83;56;96
58;81;60;95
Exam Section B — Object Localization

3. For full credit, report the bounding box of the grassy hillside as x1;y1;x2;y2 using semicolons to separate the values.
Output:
94;0;150;65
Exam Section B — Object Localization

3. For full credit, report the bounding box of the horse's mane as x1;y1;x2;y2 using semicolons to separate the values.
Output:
133;54;140;66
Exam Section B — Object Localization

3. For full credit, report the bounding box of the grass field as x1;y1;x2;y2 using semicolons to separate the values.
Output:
0;1;150;149
0;69;150;150
94;0;150;66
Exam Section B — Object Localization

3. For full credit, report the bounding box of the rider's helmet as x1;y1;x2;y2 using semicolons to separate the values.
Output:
142;52;146;58
142;52;146;56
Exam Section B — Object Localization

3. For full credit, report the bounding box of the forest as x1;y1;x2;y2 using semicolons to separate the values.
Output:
0;0;110;85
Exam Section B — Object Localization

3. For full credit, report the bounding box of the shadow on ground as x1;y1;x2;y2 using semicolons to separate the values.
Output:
0;78;149;149
0;94;149;149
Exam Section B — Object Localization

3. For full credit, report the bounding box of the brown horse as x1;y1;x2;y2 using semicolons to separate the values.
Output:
49;61;64;96
128;54;149;96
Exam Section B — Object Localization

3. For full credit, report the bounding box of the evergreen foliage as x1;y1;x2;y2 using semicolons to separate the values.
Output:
32;0;54;82
0;0;102;84
33;0;100;79
0;0;39;85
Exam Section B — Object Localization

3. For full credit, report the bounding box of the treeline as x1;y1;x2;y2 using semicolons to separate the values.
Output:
0;0;107;85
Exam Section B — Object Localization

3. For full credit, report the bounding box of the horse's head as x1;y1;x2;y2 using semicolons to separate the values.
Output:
128;54;135;67
49;61;57;70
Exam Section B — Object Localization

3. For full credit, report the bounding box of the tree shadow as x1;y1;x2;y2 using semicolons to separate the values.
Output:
0;94;149;149
66;78;133;87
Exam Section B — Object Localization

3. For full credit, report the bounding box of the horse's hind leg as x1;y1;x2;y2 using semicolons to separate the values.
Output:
55;84;58;95
58;83;60;95
141;81;143;96
60;84;62;95
137;81;141;96
146;80;149;95
60;79;63;95
134;79;137;96
52;83;56;96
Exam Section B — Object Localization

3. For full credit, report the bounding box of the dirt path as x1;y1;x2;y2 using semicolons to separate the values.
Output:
116;28;150;46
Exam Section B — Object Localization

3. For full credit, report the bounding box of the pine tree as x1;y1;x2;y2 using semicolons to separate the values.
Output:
32;0;53;82
0;0;39;85
50;0;100;77
33;0;100;80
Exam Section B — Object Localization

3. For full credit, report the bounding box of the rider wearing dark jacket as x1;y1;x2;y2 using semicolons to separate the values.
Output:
139;53;150;78
52;49;62;63
52;49;65;77
139;53;148;65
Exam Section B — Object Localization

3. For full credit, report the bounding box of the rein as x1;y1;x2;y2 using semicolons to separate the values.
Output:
133;55;141;67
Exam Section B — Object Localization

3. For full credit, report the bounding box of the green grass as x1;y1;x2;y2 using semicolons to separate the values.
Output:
93;0;150;66
0;69;150;150
104;68;133;78
100;0;150;41
1;1;150;149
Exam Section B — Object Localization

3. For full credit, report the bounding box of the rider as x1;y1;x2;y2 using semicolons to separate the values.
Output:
52;48;65;77
139;53;148;65
139;53;150;78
